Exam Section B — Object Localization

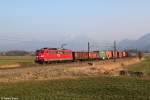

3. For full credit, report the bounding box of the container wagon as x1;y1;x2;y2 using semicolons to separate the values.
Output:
99;51;106;60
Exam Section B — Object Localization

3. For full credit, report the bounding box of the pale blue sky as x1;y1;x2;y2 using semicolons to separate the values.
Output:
0;0;150;41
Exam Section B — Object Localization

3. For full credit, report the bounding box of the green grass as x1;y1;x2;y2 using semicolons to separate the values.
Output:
0;76;150;100
0;56;150;99
128;56;150;76
0;56;35;66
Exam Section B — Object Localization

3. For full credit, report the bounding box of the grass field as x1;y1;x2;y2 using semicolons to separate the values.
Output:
0;56;35;68
128;55;150;76
0;76;150;100
0;56;150;100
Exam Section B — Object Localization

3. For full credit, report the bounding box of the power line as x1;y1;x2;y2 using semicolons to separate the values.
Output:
113;41;117;62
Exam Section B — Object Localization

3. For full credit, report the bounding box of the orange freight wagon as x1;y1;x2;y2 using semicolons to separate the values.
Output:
118;51;123;58
106;50;113;59
122;51;126;57
113;51;118;58
89;51;99;59
72;52;89;60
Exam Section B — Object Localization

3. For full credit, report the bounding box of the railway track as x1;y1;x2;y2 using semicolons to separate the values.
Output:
0;57;132;70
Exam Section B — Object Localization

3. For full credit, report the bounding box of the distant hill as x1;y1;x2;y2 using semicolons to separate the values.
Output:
1;33;150;52
0;34;95;51
118;33;150;51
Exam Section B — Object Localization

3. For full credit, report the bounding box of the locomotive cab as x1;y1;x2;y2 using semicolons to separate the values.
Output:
35;50;46;63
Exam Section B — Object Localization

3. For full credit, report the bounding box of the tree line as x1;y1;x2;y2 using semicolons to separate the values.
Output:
0;50;35;56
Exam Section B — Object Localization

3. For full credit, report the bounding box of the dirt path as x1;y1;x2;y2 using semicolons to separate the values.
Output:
0;64;21;69
0;58;140;82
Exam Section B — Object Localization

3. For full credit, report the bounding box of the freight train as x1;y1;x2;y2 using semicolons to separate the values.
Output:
35;48;128;64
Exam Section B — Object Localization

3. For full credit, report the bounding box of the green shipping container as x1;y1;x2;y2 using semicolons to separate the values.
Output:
99;51;106;60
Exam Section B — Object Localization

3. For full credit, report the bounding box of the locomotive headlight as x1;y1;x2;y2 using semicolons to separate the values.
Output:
40;55;44;57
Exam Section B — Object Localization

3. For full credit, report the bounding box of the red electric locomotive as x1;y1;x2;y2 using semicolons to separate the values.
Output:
35;48;73;64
